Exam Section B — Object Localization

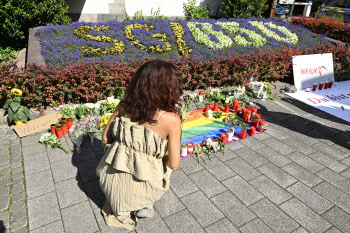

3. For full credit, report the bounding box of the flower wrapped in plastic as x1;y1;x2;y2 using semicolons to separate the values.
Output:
69;123;84;154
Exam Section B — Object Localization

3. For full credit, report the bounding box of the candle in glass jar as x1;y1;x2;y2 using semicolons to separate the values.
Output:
257;119;265;132
318;82;324;90
224;104;230;113
249;126;256;136
232;99;239;110
329;81;333;88
312;83;317;91
56;126;64;138
251;107;257;115
240;128;247;139
204;104;210;112
187;142;194;154
234;103;241;115
213;102;219;112
181;143;188;157
221;133;227;144
50;124;57;135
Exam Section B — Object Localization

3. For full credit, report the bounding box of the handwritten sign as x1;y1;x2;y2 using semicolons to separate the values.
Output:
13;112;62;137
292;53;334;90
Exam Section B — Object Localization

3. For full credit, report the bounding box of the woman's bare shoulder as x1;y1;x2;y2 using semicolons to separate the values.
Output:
161;111;181;125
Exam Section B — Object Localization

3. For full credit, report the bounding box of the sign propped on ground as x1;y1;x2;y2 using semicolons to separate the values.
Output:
293;53;334;90
13;112;62;137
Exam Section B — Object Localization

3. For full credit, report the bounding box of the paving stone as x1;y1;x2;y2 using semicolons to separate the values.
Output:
322;207;350;233
23;152;50;175
11;214;27;231
11;183;24;195
264;126;290;141
164;209;205;233
341;156;350;166
136;209;171;233
93;208;134;233
0;168;10;176
325;227;342;233
254;146;291;167
189;170;226;198
169;169;199;198
205;218;238;233
262;138;295;156
0;164;10;170
290;130;320;145
316;168;350;195
26;170;54;199
239;136;266;150
84;179;106;210
282;162;323;188
249;198;298;233
0;174;11;182
56;178;87;209
12;192;25;203
0;210;9;220
341;168;350;179
27;192;61;230
180;191;224;227
0;195;9;211
308;151;336;166
239;218;273;233
282;137;317;155
0;179;10;188
234;147;269;168
286;182;333;215
201;157;235;181
154;188;185;218
72;143;98;163
312;142;348;160
225;157;261;181
9;200;25;212
211;191;255;227
226;140;245;152
61;201;99;233
0;154;10;160
75;158;100;183
292;227;309;233
0;187;10;197
249;175;292;205
0;159;9;166
22;144;46;158
258;163;297;188
216;147;237;162
286;152;325;173
179;156;204;175
0;218;9;231
47;148;72;163
305;129;335;146
253;131;272;141
280;198;331;232
12;173;24;181
328;161;348;173
223;176;263;206
30;220;65;233
11;162;22;169
312;182;350;214
21;135;42;147
50;157;77;183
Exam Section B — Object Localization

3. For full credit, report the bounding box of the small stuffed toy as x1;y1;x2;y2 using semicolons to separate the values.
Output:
205;138;220;151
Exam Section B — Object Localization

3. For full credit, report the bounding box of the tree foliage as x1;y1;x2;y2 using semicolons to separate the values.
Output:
221;0;269;18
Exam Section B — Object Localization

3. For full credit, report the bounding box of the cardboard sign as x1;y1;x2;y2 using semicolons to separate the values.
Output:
292;53;334;90
286;80;350;123
13;112;62;137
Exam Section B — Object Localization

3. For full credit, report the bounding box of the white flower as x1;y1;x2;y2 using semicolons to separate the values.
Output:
84;103;95;109
209;88;220;95
39;133;51;143
94;103;101;109
107;96;115;103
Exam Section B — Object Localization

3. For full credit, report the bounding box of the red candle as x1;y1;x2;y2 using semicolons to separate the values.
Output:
224;104;230;113
56;127;64;138
329;81;333;88
251;107;257;115
252;120;259;128
306;85;311;92
199;91;205;95
257;119;265;133
61;123;68;134
67;118;73;129
255;113;261;121
241;107;247;117
234;103;241;115
243;115;249;123
318;82;324;90
312;83;317;91
232;99;239;110
240;128;247;139
221;133;227;144
246;109;252;121
249;126;256;136
50;124;57;135
204;105;210;112
324;81;329;89
187;142;194;154
213;102;219;112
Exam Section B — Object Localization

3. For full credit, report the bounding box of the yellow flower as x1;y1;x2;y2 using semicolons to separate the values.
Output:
11;88;23;96
263;81;269;85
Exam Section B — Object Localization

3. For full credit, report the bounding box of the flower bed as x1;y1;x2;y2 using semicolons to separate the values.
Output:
1;44;350;108
36;18;330;68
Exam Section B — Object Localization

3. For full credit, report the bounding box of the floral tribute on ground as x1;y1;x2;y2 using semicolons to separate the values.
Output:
35;18;329;67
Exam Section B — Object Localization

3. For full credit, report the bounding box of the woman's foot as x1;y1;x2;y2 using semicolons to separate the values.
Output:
135;207;154;218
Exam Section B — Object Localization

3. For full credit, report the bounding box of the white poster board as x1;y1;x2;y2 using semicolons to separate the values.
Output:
292;53;334;90
286;80;350;123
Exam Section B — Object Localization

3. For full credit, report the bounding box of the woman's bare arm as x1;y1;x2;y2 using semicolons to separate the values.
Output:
102;105;122;144
163;113;181;170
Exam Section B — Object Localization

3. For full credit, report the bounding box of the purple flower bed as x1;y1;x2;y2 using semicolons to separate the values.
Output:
36;18;330;68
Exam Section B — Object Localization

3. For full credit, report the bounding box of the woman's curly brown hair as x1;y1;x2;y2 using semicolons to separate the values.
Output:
122;59;183;124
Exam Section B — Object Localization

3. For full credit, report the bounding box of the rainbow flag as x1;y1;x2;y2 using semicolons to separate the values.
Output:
181;106;247;145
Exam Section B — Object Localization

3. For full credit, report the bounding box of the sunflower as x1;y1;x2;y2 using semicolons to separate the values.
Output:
263;81;269;86
99;116;109;129
11;88;23;96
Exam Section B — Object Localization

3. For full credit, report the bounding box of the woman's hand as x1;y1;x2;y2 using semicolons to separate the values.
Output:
102;105;122;144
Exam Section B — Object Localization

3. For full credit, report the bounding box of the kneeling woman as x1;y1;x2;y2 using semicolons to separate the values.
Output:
96;60;183;230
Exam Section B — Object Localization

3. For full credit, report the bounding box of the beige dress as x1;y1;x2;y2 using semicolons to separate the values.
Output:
96;113;172;230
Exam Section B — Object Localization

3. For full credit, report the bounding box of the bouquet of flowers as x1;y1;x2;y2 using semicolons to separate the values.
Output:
69;123;84;154
39;133;70;154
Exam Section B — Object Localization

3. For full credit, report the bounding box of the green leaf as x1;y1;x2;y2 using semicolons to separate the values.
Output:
14;96;21;102
17;111;26;122
9;102;20;112
4;99;12;109
8;110;15;122
24;107;31;118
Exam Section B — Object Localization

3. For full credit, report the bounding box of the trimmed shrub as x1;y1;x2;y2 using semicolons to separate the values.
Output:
221;0;269;18
1;44;349;108
291;17;350;44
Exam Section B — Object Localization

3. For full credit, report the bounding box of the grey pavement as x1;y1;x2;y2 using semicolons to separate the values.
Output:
1;96;350;232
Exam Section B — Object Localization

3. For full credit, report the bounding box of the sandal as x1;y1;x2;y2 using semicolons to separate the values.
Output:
135;207;154;218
